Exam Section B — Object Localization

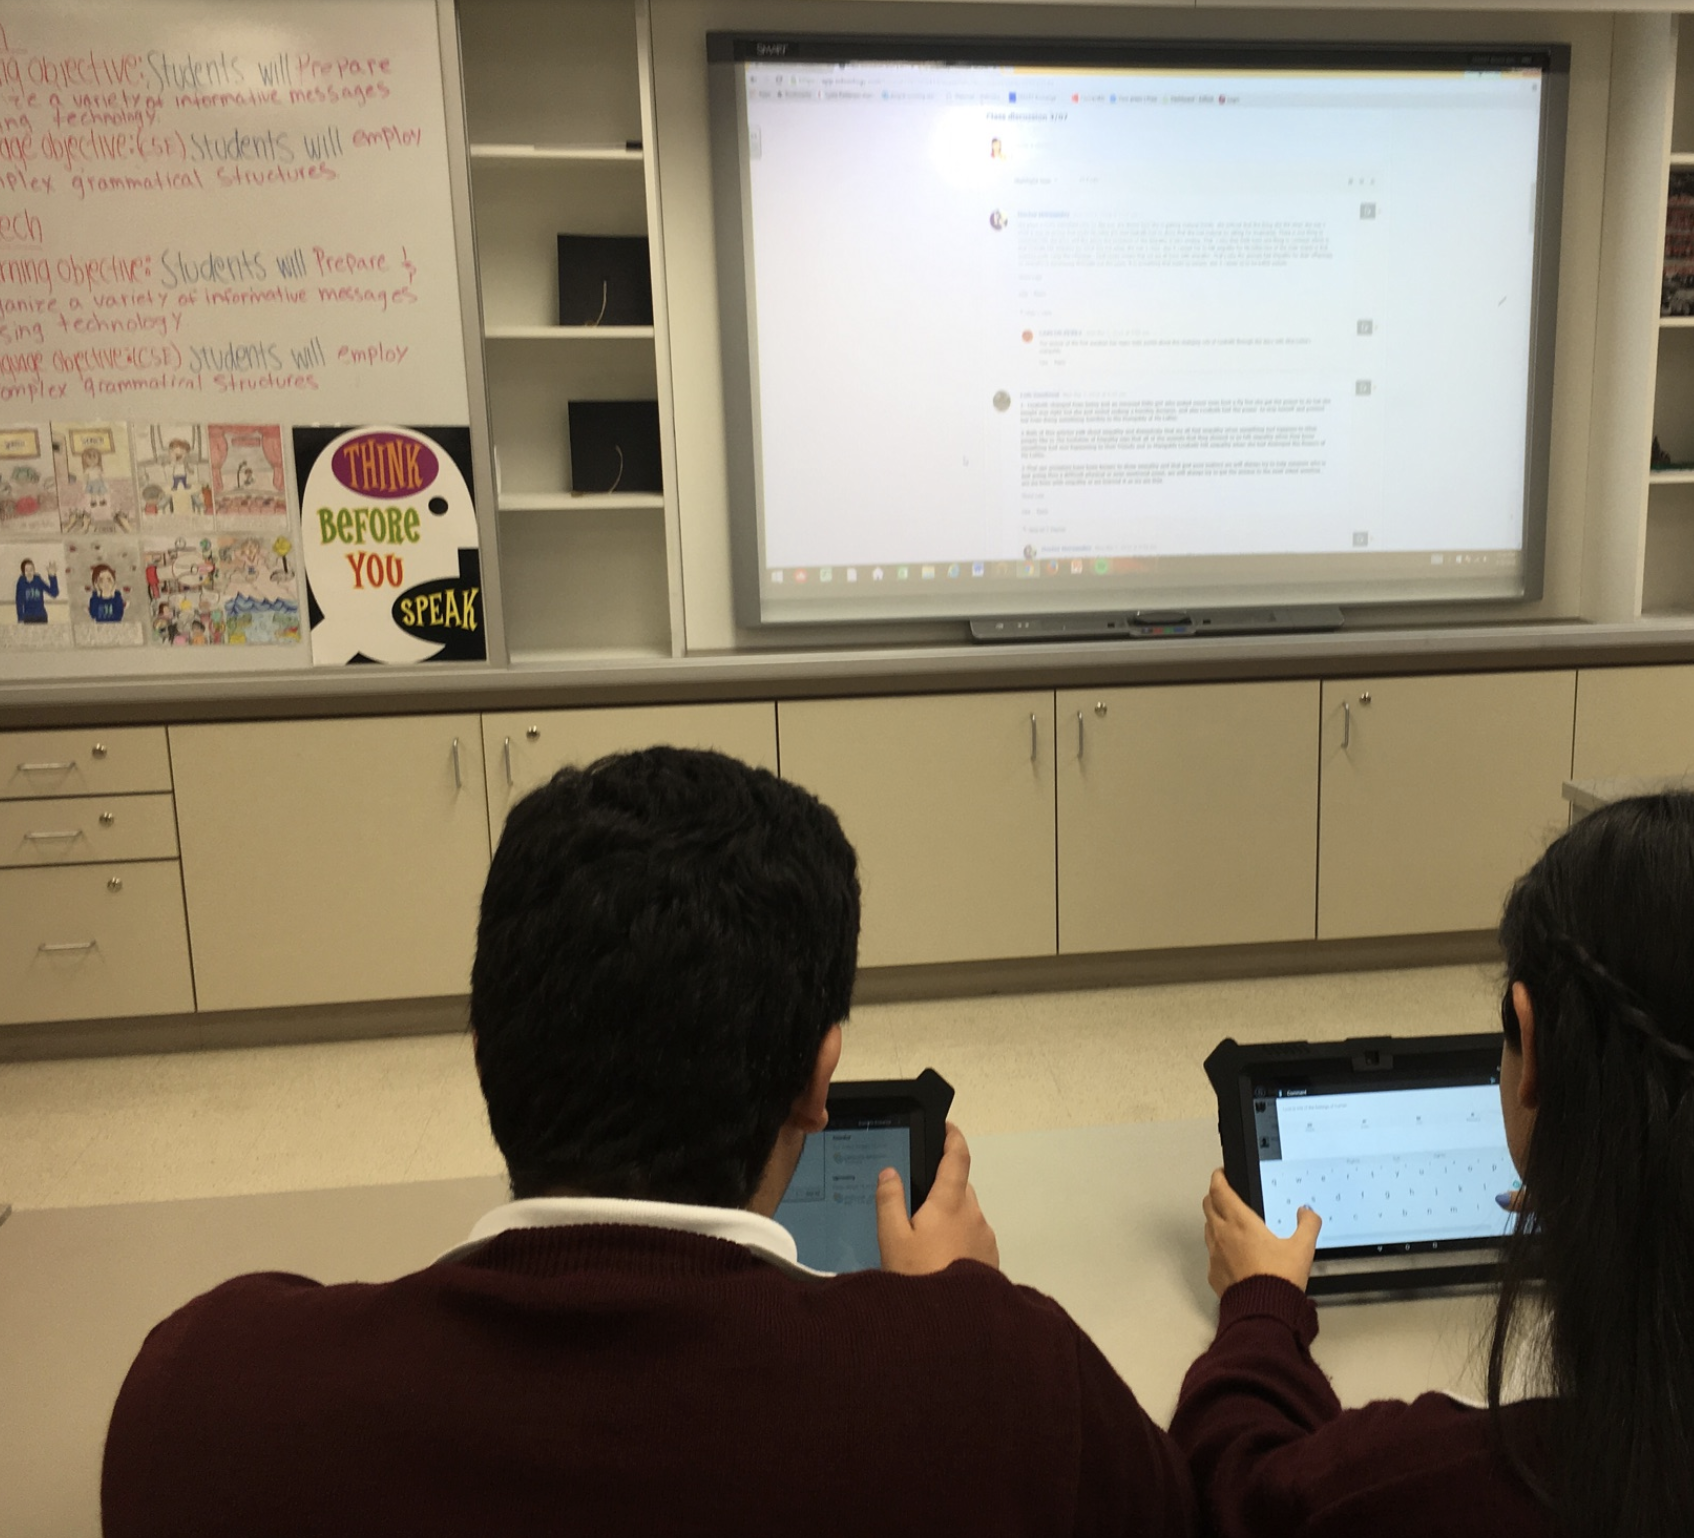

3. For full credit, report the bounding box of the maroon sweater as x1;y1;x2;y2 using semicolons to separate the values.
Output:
103;1224;1196;1537
1172;1277;1551;1538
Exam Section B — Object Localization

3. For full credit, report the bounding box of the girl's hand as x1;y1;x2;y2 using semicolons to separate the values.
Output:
1202;1168;1322;1296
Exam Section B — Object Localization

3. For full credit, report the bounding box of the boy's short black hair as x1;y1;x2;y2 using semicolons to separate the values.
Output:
471;746;860;1206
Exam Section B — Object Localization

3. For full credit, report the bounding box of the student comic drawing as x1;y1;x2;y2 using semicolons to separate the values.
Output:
209;424;288;522
55;423;138;535
144;537;225;646
136;424;214;525
217;532;300;645
0;541;71;649
67;538;143;647
14;553;59;621
0;426;60;537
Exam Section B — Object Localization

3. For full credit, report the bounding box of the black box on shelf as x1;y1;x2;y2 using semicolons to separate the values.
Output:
568;400;663;494
557;235;653;327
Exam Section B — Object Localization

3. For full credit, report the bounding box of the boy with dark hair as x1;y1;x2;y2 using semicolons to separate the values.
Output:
103;748;1194;1537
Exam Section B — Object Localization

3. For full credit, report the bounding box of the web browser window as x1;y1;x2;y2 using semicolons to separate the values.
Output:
774;1120;913;1272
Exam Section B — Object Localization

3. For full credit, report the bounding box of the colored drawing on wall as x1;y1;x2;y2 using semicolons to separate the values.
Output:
209;424;288;522
0;426;60;537
66;537;143;647
143;536;224;646
1;540;71;649
217;532;300;646
55;423;137;535
296;425;484;666
135;423;214;527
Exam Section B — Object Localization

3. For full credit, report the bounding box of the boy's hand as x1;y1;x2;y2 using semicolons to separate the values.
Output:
1202;1168;1321;1296
877;1122;1000;1275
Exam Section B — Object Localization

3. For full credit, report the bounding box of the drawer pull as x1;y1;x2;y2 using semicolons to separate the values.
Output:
18;760;76;773
38;941;97;954
91;743;108;758
24;830;83;842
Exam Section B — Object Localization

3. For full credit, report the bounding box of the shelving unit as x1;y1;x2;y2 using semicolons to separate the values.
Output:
469;145;645;163
499;492;666;513
1644;22;1694;617
483;326;657;341
458;0;683;661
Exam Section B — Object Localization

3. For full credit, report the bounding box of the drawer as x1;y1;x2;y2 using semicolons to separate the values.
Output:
0;862;195;1025
0;728;172;800
0;794;178;868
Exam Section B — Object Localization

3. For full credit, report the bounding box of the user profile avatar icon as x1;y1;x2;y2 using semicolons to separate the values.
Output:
992;390;1011;412
1023;544;1037;561
989;210;1007;231
1021;330;1034;344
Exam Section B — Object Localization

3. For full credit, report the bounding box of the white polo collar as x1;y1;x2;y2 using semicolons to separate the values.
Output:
434;1195;830;1279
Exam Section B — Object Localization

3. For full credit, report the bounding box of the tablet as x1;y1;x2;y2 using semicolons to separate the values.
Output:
1205;1034;1519;1296
773;1068;954;1273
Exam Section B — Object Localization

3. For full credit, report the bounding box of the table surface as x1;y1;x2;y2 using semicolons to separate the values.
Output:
0;1117;1498;1538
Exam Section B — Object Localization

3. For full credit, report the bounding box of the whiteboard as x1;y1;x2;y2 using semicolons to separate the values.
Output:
0;0;476;676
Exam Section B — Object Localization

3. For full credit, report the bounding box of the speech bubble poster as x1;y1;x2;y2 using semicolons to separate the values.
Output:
295;426;485;666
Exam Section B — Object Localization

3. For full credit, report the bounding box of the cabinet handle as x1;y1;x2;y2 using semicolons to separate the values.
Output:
24;830;83;842
38;940;97;954
451;737;463;790
1029;713;1039;765
1076;711;1085;760
18;760;75;772
503;735;513;787
1342;701;1352;750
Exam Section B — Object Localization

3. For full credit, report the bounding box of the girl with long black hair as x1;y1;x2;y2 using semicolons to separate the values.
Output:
1173;792;1694;1538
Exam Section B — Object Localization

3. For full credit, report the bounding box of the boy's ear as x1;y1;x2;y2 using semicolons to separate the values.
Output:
793;1023;843;1134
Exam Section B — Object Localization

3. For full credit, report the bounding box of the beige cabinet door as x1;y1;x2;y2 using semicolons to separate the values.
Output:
1573;665;1694;779
777;693;1056;968
0;862;195;1025
1057;681;1319;954
1317;672;1576;939
171;717;490;1010
482;702;778;836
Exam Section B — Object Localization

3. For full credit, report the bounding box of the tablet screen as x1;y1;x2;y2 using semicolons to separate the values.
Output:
1251;1075;1517;1254
775;1117;915;1272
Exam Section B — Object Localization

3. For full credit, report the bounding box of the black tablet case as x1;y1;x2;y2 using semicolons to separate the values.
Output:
826;1067;954;1206
567;401;663;495
556;235;654;327
1204;1034;1512;1296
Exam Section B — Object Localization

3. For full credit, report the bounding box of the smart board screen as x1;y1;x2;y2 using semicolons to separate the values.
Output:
710;38;1567;624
